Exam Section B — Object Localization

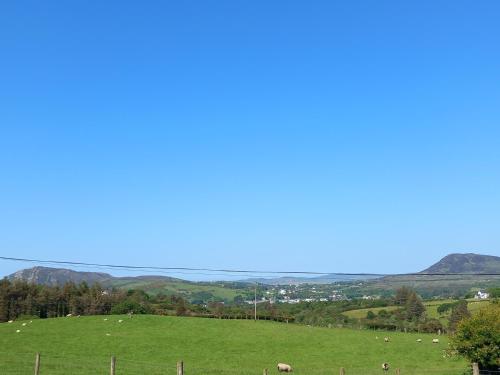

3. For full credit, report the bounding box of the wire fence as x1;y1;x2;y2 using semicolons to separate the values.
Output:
0;351;489;375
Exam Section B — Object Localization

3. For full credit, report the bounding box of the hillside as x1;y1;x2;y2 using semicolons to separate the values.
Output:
421;253;500;274
8;267;112;286
0;315;467;374
7;267;250;303
6;253;500;301
244;274;380;285
339;253;500;298
343;298;490;323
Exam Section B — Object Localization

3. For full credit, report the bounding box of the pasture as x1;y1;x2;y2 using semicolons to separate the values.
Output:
343;299;490;323
0;315;467;375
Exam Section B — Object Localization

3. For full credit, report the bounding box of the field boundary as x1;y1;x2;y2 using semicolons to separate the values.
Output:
3;352;490;375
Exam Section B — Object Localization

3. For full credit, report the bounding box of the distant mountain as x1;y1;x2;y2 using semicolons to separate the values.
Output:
243;253;500;286
420;253;500;274
6;266;250;303
8;266;112;286
244;274;380;285
8;266;188;287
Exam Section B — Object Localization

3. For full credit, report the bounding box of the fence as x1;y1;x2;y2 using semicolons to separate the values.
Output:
0;353;493;375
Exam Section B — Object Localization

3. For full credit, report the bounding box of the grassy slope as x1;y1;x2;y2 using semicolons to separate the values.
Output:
343;299;490;322
108;279;244;301
0;315;466;375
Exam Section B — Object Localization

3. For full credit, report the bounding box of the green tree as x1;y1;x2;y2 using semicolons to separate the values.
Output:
175;297;188;316
449;300;471;332
394;286;412;306
405;292;426;321
488;287;500;299
437;302;458;315
366;310;376;320
450;304;500;370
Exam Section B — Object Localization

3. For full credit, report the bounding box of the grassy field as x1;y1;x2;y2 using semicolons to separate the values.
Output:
0;315;467;375
343;299;490;323
107;278;246;301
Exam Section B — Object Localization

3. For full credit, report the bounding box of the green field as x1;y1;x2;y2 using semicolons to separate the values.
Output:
0;315;468;375
106;278;247;302
343;299;490;324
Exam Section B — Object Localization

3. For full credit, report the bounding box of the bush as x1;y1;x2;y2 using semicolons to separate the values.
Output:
450;304;500;370
419;318;444;333
111;300;152;315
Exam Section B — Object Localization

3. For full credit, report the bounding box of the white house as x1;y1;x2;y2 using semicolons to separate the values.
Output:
474;291;489;300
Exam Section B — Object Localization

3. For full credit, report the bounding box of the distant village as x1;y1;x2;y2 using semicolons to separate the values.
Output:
243;283;380;305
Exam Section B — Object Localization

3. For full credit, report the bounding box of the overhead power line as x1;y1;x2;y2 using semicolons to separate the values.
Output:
1;255;500;277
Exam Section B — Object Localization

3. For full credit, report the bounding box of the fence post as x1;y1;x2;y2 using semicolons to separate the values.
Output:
177;360;184;375
263;369;268;375
110;356;116;375
34;353;40;375
396;369;401;375
472;363;479;375
340;367;345;375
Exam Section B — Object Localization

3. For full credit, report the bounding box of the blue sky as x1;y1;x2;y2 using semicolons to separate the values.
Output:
1;1;499;279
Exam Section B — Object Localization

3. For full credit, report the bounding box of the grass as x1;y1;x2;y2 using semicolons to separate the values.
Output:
343;299;490;323
0;315;467;375
108;279;245;301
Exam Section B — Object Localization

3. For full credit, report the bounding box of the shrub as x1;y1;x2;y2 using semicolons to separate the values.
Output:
450;304;500;370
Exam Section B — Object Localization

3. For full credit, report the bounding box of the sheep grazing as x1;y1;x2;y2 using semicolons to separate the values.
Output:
118;319;123;323
277;363;293;372
22;323;27;326
16;329;21;333
416;339;422;343
382;363;390;372
66;313;73;317
384;337;390;342
432;338;439;344
7;320;13;324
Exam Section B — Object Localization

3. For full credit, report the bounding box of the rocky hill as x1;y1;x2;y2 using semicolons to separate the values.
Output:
8;266;112;286
420;253;500;274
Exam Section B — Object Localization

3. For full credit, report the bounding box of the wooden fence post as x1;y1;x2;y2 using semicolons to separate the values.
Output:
396;369;401;375
177;360;184;375
263;369;268;375
472;363;479;375
110;356;116;375
340;367;345;375
34;353;40;375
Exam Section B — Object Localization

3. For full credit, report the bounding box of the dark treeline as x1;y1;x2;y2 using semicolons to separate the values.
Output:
0;278;282;322
1;278;125;320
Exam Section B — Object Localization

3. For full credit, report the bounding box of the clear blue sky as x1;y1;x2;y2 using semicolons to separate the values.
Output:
1;1;499;279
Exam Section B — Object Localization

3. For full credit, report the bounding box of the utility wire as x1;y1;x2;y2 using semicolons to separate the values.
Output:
1;255;500;277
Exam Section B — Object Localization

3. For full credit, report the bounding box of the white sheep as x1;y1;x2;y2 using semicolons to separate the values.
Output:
118;319;123;323
16;329;20;333
277;363;293;372
22;323;27;326
416;339;422;342
382;363;390;372
384;337;390;342
432;338;439;344
66;313;73;317
8;320;13;324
